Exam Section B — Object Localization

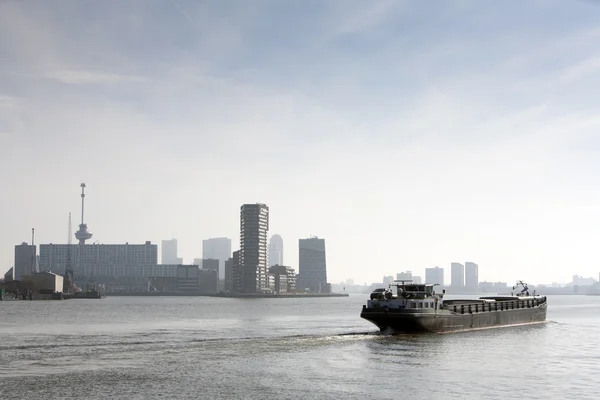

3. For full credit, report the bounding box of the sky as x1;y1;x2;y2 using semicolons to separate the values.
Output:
1;0;600;286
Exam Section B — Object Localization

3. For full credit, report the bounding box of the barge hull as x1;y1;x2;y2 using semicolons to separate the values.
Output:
361;303;547;334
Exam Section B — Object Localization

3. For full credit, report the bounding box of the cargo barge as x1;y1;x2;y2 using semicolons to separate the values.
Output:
361;280;547;333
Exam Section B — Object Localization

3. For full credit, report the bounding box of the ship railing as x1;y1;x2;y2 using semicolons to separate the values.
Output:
451;297;546;314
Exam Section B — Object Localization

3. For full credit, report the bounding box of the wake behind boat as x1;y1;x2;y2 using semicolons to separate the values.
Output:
360;280;547;333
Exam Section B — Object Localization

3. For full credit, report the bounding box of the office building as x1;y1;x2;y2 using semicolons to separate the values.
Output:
268;234;283;267
465;262;478;290
161;239;179;265
238;203;269;293
297;237;328;293
425;266;444;285
14;242;36;281
451;263;464;288
202;237;232;280
39;242;158;281
177;265;199;291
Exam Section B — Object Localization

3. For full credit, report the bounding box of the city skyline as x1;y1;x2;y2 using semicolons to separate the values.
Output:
2;1;600;285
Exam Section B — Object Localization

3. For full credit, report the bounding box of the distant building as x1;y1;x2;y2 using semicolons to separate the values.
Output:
451;263;464;288
202;237;232;280
425;266;444;285
396;271;412;282
39;242;158;283
161;239;179;265
14;242;36;281
297;237;327;293
177;265;198;291
202;258;219;272
230;250;241;293
238;204;269;293
465;262;478;290
268;234;284;267
224;252;239;292
21;271;64;294
383;276;394;285
412;276;422;284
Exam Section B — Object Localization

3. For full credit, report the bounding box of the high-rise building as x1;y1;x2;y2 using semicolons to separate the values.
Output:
451;263;464;288
297;237;327;293
268;234;283;267
14;242;36;280
161;239;179;265
425;266;444;285
239;204;269;293
465;262;478;290
202;237;232;280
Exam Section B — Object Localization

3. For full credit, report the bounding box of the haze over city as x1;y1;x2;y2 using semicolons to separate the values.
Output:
2;1;600;285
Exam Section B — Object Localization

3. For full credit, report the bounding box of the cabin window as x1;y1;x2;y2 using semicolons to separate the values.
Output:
424;302;429;308
411;302;417;309
419;302;423;308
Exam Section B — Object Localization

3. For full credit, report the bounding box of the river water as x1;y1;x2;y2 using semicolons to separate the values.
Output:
0;294;598;399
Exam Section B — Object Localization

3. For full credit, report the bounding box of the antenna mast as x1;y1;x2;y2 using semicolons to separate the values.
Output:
64;213;75;293
74;182;92;245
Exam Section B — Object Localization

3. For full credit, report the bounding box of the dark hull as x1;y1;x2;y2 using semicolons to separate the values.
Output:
361;301;547;334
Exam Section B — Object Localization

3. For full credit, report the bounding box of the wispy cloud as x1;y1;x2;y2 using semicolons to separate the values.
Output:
41;69;146;85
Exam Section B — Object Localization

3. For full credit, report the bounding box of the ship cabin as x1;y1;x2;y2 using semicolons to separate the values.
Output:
366;282;444;311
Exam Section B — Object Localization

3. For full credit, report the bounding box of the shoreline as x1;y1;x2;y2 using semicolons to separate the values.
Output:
105;292;349;298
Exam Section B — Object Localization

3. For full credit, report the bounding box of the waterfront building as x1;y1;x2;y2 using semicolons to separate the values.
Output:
297;237;327;293
39;242;158;282
238;204;269;293
177;265;199;291
268;265;296;294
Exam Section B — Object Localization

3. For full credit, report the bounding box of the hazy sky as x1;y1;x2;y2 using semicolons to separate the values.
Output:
1;0;600;285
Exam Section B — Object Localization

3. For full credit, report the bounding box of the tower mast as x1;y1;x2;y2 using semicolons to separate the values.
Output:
63;213;74;293
74;182;92;245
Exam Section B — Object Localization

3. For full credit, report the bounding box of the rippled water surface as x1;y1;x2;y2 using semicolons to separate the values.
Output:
1;295;598;399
